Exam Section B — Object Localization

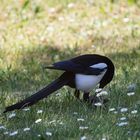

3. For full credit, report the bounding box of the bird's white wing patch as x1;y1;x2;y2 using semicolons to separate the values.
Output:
90;63;107;69
75;70;107;92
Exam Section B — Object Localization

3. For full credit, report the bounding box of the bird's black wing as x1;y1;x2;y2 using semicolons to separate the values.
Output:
45;60;106;75
4;72;71;113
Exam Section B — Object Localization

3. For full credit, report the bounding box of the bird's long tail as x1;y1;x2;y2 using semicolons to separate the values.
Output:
4;72;70;113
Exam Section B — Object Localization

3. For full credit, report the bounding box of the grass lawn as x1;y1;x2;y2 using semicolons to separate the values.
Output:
0;0;140;139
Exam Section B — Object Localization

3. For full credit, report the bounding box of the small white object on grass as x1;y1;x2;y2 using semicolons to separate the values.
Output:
4;131;9;135
77;118;85;122
8;113;16;118
79;126;88;130
80;136;87;140
117;122;128;126
95;88;102;93
37;110;43;114
127;92;135;96
23;128;30;131
9;130;18;136
35;119;42;123
0;126;6;130
131;110;138;114
109;108;115;112
94;102;102;106
96;91;108;97
22;108;30;111
67;3;75;8
46;131;52;136
119;117;127;121
120;108;128;113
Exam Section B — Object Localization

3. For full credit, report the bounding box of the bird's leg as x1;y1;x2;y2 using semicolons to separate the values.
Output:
83;92;90;102
74;90;80;99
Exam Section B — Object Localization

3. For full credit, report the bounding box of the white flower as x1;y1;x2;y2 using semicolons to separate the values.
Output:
4;131;9;135
80;136;87;140
109;108;115;112
96;91;108;97
102;138;106;140
91;45;96;48
113;111;118;114
22;108;30;111
23;128;30;131
95;88;102;93
8;113;16;118
46;131;52;136
73;112;78;115
67;3;75;8
9;130;18;136
37;134;41;137
79;126;88;130
48;120;56;124
123;18;129;23
56;93;61;96
120;117;127;121
117;122;128;126
37;110;43;114
131;110;138;114
35;119;42;123
58;16;64;21
120;108;128;113
0;126;6;130
127;92;135;96
59;122;64;125
48;8;56;14
94;102;102;106
77;118;85;122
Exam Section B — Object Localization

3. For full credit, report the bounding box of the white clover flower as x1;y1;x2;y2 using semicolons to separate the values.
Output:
80;136;87;140
58;16;64;21
49;120;56;124
96;91;108;97
120;108;128;113
4;131;9;135
48;8;56;14
59;122;64;125
77;118;85;122
94;102;102;106
46;131;52;136
113;111;118;114
127;92;135;96
109;108;115;112
123;18;129;23
117;122;128;126
9;130;18;136
0;126;6;130
67;3;75;8
91;45;96;48
73;112;78;115
22;108;30;111
131;110;138;114
56;92;61;96
120;117;127;121
79;126;88;130
8;113;16;118
35;119;42;123
23;128;30;131
95;88;102;93
37;110;43;114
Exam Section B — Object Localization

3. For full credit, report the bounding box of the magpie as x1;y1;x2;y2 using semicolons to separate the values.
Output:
4;54;115;113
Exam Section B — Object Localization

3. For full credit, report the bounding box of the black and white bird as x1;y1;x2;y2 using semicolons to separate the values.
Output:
4;54;115;113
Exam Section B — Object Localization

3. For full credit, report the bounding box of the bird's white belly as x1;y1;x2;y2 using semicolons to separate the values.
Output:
75;72;106;92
